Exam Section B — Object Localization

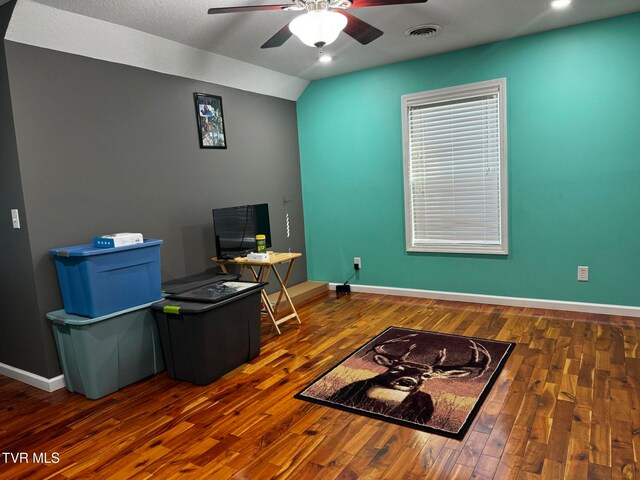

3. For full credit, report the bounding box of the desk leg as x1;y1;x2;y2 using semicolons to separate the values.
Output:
274;258;297;315
249;265;281;335
271;263;301;325
245;265;257;282
219;264;229;274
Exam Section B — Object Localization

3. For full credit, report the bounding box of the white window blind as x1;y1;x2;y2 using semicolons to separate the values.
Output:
402;79;508;254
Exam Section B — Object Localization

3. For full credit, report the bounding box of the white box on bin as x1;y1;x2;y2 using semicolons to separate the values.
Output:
93;232;143;248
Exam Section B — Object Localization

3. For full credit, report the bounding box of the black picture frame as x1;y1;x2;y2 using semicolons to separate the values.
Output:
194;92;227;149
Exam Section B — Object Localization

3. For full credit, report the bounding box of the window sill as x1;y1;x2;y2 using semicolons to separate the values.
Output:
407;244;509;255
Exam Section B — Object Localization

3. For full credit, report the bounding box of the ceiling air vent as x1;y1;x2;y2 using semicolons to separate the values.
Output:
405;24;441;38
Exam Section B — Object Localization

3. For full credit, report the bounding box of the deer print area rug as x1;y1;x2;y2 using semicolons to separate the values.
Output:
295;327;515;439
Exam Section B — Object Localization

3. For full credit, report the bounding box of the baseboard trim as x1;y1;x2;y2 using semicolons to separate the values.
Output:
328;283;640;318
0;362;65;392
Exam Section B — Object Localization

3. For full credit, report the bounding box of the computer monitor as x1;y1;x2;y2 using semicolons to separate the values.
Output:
212;203;272;259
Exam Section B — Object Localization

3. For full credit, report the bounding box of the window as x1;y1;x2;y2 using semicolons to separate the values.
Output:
402;78;508;255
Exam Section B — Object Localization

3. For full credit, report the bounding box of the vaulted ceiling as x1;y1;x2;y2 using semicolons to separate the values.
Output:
31;0;640;80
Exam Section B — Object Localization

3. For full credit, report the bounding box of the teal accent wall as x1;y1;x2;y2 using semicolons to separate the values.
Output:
297;13;640;306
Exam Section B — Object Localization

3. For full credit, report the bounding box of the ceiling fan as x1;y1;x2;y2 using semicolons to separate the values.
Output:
208;0;429;51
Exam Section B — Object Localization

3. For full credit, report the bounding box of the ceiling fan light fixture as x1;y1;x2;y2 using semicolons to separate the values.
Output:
289;10;347;47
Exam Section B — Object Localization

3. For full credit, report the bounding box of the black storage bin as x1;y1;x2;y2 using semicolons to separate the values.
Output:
151;282;264;385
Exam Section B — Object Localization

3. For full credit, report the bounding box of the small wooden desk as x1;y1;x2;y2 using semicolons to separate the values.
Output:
212;252;302;334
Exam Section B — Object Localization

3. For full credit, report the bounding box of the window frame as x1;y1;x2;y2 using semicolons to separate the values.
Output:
401;78;508;255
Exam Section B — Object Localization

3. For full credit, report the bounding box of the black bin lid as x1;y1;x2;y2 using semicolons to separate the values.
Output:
152;281;266;313
162;269;239;295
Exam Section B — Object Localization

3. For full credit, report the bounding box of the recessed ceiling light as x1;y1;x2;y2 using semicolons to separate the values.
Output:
319;54;332;63
551;0;572;9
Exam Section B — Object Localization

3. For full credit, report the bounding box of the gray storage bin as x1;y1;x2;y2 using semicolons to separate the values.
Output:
47;303;165;400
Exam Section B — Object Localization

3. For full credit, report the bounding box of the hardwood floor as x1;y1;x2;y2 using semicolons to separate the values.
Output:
0;292;638;479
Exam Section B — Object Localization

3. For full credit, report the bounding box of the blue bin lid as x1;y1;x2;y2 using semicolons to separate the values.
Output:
49;238;163;257
47;301;159;325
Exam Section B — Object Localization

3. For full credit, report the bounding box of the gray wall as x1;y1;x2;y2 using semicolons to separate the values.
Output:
4;39;307;378
0;0;57;378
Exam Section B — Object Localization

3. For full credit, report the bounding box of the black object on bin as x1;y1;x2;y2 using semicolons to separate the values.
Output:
151;281;266;386
161;268;238;295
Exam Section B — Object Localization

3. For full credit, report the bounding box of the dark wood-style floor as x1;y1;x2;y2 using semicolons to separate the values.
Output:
1;292;639;479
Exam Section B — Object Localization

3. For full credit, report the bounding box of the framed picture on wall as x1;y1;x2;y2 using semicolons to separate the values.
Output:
194;93;227;149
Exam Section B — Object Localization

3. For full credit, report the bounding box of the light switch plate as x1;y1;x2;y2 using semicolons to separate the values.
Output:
11;209;20;229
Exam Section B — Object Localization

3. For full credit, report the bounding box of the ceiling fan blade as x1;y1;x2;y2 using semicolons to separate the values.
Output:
338;11;383;45
261;23;294;48
208;4;291;14
350;0;427;8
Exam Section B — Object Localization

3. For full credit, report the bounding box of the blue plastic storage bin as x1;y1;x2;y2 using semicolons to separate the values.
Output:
49;239;163;318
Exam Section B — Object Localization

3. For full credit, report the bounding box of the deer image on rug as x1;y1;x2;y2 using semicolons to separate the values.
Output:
295;327;514;439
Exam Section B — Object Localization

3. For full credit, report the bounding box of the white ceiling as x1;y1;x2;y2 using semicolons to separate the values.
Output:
31;0;640;81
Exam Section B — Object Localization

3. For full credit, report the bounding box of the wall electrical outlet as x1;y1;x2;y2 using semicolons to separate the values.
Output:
577;266;589;282
354;257;362;270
